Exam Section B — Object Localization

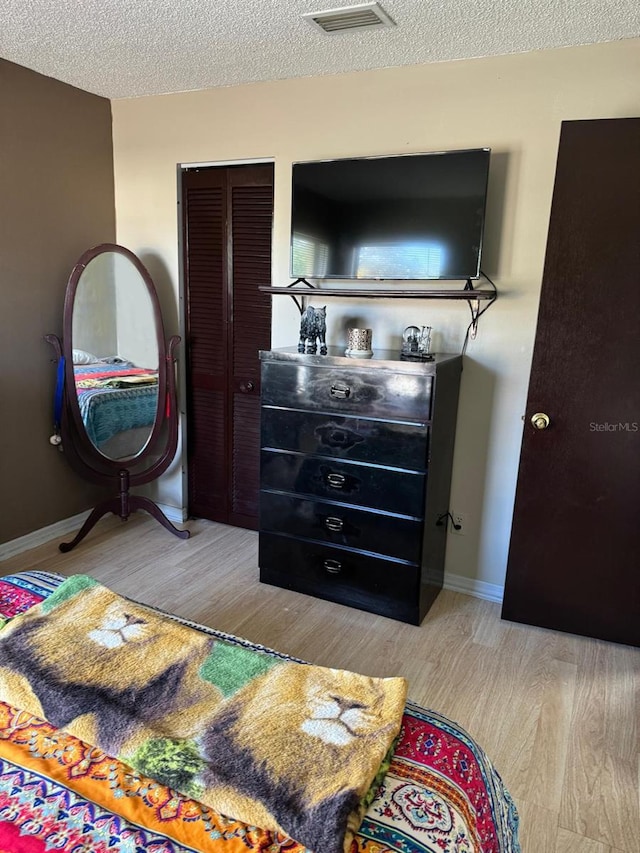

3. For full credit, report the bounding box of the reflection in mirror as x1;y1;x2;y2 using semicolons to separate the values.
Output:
71;252;160;460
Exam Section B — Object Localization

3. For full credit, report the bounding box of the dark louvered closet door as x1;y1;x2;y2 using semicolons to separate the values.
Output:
229;170;273;525
182;164;273;528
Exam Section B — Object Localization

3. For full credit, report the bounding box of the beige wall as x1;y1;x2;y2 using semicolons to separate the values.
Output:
111;39;639;591
0;59;115;544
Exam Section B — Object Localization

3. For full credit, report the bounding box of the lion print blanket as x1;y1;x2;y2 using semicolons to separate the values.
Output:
0;575;407;853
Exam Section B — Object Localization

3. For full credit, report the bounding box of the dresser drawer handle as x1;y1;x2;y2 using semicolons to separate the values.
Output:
330;384;351;399
326;472;346;489
324;559;342;574
325;516;344;532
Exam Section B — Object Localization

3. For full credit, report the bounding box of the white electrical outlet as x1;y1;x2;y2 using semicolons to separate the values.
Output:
450;513;466;535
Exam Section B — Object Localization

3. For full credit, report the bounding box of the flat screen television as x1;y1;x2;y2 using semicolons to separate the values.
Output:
290;148;490;281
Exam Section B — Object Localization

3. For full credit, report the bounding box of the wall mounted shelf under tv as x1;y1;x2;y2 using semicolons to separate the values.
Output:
258;276;498;343
258;281;496;300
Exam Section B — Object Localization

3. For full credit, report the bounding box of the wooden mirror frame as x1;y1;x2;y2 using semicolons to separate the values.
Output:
46;243;190;551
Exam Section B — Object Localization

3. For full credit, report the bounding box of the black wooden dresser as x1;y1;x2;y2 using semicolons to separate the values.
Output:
258;347;462;624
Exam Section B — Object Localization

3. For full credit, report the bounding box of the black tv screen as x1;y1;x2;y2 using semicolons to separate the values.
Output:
290;148;490;281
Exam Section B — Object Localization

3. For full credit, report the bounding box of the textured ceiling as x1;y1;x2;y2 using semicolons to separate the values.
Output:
1;0;638;99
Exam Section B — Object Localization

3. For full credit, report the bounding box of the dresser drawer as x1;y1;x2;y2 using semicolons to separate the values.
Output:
261;361;432;421
261;408;428;469
261;450;425;517
259;532;421;623
260;491;422;563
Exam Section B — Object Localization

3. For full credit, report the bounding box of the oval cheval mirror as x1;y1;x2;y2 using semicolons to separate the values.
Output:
46;243;190;551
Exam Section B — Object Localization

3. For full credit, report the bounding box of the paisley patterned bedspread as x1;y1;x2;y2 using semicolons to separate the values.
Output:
0;571;521;853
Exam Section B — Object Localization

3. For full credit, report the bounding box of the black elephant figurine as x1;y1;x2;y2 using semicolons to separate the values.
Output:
298;305;327;355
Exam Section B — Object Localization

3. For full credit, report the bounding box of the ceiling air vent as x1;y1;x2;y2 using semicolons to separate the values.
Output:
302;3;396;35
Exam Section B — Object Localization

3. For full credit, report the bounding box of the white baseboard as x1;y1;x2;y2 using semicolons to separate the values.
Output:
443;571;504;603
0;511;91;562
156;503;188;524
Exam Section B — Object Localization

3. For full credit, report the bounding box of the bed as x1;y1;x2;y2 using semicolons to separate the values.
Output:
72;358;158;457
0;571;520;853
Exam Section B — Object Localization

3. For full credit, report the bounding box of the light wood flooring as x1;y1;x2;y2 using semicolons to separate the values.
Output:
2;514;638;853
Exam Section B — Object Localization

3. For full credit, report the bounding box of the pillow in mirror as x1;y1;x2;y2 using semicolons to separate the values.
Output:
72;349;101;364
99;356;130;365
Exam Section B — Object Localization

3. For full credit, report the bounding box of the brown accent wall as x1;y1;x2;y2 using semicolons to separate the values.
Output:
0;59;115;544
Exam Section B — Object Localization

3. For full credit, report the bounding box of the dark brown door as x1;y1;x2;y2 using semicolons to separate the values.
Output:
182;163;273;529
502;118;640;647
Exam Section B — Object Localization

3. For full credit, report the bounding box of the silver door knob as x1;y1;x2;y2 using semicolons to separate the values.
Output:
531;412;550;430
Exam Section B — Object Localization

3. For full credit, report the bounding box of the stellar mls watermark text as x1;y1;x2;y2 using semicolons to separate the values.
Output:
590;422;638;432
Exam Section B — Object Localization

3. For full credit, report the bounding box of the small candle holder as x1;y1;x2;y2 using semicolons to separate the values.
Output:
345;327;373;357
